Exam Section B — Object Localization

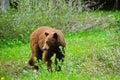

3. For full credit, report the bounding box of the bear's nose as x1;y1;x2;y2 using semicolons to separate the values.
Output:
42;43;49;50
42;48;47;51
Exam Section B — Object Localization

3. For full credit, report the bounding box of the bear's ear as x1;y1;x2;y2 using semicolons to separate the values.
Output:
53;33;58;40
45;32;49;36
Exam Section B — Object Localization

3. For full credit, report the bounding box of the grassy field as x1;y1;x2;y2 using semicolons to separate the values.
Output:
0;27;120;80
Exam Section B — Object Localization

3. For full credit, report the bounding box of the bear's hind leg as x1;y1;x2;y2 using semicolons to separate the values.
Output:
29;44;43;70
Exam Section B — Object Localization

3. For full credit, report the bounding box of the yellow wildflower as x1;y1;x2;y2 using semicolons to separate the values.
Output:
1;77;5;80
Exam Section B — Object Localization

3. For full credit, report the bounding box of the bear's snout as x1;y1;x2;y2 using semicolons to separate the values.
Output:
42;43;49;51
42;47;48;50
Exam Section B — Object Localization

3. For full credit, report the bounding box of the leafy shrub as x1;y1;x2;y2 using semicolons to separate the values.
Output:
0;0;118;47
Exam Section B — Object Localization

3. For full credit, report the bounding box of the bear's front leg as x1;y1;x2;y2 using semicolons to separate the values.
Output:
43;50;54;72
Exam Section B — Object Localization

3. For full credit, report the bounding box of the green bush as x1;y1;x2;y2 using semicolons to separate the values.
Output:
0;0;118;47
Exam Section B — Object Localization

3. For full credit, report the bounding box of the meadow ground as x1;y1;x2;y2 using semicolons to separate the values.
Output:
0;27;120;80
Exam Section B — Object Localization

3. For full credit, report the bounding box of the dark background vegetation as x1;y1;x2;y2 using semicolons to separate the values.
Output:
0;0;120;47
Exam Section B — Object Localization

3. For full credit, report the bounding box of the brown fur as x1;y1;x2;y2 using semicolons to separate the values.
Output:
28;26;66;71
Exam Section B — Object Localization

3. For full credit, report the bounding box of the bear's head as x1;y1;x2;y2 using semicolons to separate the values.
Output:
42;32;58;51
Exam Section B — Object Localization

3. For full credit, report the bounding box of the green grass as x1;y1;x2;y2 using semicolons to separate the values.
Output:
0;27;120;80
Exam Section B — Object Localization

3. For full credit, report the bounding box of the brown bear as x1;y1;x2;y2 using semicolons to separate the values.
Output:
28;26;66;71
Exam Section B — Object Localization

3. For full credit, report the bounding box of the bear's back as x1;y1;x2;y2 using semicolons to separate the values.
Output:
30;26;66;49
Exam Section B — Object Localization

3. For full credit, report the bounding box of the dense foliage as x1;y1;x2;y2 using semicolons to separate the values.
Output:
1;0;119;47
